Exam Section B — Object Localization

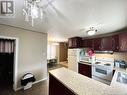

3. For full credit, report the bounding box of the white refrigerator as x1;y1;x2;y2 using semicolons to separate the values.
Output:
68;49;81;72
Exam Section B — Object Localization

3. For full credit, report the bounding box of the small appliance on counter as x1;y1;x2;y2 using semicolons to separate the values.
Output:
114;60;127;69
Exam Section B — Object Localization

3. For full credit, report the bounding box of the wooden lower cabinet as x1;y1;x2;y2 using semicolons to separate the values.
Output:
78;63;92;78
49;74;76;95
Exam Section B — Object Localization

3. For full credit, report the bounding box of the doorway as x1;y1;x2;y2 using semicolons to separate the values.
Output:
59;42;68;67
0;38;15;88
0;36;18;91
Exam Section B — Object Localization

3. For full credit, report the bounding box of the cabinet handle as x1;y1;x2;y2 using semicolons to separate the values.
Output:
99;46;101;49
112;39;115;50
117;46;119;50
120;46;123;49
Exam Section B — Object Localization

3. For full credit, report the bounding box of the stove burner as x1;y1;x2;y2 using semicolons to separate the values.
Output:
104;63;111;66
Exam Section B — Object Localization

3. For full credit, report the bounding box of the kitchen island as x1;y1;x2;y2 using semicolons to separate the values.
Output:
49;67;127;95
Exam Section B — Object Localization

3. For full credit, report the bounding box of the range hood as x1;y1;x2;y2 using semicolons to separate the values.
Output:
95;51;114;54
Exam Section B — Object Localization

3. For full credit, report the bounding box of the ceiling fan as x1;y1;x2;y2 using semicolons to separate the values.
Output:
87;27;98;36
76;26;97;36
77;24;104;36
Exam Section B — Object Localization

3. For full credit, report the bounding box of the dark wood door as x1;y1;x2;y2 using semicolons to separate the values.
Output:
93;38;101;50
119;32;127;52
101;36;115;51
78;63;91;78
0;53;14;85
49;74;76;95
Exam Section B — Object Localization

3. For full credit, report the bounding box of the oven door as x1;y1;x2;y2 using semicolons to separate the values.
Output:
92;66;113;81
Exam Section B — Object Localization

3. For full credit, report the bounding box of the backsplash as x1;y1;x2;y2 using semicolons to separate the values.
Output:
95;52;127;62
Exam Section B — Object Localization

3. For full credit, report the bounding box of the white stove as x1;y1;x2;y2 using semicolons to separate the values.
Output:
92;58;114;85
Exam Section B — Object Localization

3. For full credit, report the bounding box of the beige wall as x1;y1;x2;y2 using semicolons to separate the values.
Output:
95;52;127;62
0;24;47;89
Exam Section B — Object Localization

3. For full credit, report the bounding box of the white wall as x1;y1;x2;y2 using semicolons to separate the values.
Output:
47;42;59;60
0;24;47;90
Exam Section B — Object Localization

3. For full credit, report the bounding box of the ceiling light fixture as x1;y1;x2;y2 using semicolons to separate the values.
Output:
87;27;97;36
23;0;53;26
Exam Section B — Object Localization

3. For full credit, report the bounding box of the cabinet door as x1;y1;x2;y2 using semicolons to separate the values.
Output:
119;32;127;52
68;38;73;48
82;39;87;47
82;39;93;48
86;39;93;48
101;36;115;51
78;63;91;78
68;37;82;48
49;74;75;95
113;35;119;52
93;38;101;50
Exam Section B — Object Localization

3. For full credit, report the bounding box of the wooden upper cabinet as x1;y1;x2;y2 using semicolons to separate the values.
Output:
68;32;127;51
100;36;115;51
93;38;101;50
82;39;93;48
68;37;82;48
119;32;127;52
113;35;119;52
86;39;93;48
93;35;119;51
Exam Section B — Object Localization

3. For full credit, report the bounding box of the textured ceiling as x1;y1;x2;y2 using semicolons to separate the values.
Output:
0;0;127;42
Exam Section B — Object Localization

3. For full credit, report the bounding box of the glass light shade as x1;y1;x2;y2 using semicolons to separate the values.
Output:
31;6;39;18
87;30;96;36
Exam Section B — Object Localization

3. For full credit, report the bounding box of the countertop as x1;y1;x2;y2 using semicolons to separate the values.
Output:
49;67;127;95
49;67;110;95
78;61;92;65
110;68;127;95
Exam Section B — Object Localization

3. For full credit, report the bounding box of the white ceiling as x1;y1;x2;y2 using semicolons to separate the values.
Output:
0;0;127;42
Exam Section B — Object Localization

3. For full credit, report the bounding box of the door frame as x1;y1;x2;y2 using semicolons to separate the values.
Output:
0;36;19;91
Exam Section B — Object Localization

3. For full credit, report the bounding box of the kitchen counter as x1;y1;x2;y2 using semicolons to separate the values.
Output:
113;67;126;71
78;61;92;65
110;68;127;95
49;67;110;95
49;67;127;95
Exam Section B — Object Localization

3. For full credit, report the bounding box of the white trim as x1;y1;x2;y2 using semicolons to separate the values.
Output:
33;78;48;84
15;78;48;91
15;86;23;91
13;38;19;91
0;36;19;91
0;36;17;40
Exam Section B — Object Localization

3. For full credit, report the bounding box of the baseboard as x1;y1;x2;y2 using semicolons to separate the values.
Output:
15;77;48;91
33;77;47;84
15;86;23;91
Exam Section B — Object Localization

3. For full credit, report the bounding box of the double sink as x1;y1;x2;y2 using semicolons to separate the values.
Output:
117;72;127;84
